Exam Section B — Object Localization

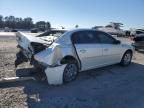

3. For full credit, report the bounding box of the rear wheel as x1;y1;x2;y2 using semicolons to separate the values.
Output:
63;63;78;83
120;51;132;66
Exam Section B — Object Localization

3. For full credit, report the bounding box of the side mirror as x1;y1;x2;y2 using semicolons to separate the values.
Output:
114;40;121;44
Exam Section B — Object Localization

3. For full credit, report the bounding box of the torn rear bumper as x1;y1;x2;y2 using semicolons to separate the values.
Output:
31;59;47;70
45;64;67;85
16;45;46;69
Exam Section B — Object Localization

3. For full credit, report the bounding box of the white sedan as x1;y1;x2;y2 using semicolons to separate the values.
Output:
16;29;134;85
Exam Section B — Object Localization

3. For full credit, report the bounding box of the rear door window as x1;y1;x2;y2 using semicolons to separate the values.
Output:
96;31;116;44
72;31;100;44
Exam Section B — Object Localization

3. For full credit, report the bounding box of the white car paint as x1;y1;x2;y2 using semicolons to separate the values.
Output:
45;64;66;85
16;29;134;85
101;44;132;65
75;44;103;70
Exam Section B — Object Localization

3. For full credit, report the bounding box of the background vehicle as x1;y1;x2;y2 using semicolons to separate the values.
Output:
133;34;144;51
130;29;144;37
11;29;18;32
94;22;125;37
4;27;10;32
31;28;38;33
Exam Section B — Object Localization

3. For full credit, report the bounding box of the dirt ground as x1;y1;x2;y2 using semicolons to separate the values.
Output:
0;33;144;108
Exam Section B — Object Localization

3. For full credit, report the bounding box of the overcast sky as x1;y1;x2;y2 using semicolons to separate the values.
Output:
0;0;144;29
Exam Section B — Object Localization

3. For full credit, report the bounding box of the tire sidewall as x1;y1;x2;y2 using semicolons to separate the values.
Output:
63;63;78;83
121;51;132;66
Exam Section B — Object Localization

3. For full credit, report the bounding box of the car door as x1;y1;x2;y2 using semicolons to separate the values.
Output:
72;30;103;71
97;31;123;65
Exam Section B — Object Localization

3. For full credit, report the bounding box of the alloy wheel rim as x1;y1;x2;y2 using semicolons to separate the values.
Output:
64;64;77;82
124;53;131;64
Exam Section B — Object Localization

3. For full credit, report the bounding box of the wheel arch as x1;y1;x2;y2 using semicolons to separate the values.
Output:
124;49;133;56
121;49;133;61
60;55;80;70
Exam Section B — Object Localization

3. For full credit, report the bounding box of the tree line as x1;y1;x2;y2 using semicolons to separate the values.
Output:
0;15;51;30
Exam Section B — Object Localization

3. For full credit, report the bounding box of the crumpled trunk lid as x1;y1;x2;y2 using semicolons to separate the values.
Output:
16;32;48;51
15;32;52;67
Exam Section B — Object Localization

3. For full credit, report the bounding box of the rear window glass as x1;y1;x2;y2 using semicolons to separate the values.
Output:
72;31;100;44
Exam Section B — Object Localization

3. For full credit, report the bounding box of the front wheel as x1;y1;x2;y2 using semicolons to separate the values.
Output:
120;51;132;66
63;63;78;83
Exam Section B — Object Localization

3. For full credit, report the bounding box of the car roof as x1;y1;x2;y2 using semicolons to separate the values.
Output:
51;29;67;32
67;28;103;33
67;28;113;37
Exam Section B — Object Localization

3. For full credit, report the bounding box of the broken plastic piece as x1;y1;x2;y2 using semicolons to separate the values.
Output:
0;77;35;83
15;51;28;67
45;64;67;85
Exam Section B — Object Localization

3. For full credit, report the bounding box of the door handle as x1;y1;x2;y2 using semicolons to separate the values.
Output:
80;49;86;53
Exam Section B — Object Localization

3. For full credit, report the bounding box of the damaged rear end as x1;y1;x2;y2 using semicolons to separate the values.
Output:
15;32;50;68
15;30;67;68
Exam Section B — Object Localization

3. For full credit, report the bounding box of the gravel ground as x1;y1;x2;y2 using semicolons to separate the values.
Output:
0;33;144;108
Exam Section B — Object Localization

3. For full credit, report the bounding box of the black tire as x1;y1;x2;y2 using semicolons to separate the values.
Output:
63;63;78;83
120;51;132;66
